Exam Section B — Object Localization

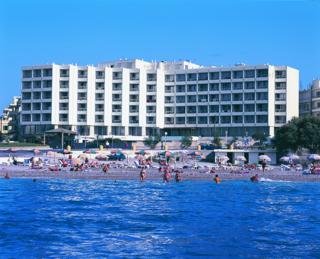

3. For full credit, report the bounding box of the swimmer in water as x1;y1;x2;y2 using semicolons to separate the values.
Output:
214;174;221;184
175;170;182;182
250;174;259;182
4;172;10;179
140;168;146;181
163;169;171;183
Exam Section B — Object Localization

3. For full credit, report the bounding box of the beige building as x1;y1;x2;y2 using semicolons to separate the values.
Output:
0;96;21;138
299;80;320;117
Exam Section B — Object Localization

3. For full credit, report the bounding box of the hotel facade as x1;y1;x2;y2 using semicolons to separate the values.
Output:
299;79;320;117
20;59;299;141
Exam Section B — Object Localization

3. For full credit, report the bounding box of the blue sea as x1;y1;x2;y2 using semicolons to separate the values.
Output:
0;179;319;258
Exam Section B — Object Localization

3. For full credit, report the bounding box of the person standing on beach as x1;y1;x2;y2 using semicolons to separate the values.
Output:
163;168;171;183
214;174;221;184
261;160;267;172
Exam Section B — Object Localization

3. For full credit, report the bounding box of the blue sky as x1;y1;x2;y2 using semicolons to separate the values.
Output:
0;0;319;111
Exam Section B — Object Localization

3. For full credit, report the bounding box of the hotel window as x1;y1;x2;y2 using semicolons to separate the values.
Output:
77;93;86;100
209;116;219;124
165;96;174;103
187;95;197;103
22;81;32;89
245;81;255;89
221;71;231;79
257;81;268;89
146;116;156;124
147;73;157;81
147;84;156;92
198;84;208;91
43;80;52;88
233;82;243;90
275;93;286;101
244;115;255;123
96;82;105;90
165;107;174;114
198;106;208;113
112;104;122;112
232;93;243;101
221;116;231;124
176;117;185;124
233;70;243;79
256;92;268;101
95;93;104;101
33;81;41;89
257;69;268;78
209;94;219;102
95;104;104;112
78;103;87;111
130;72;139;80
244;104;255;112
22;103;31;110
198;73;208;81
210;105;219;113
275;116;286;123
165;85;174;93
59;103;68;111
130;94;139;102
78;70;87;78
129;116;139;123
275;104;286;112
22;92;31;100
275;82;286;90
221;83;231;91
42;91;52;99
232;104;243;112
275;70;286;79
176;106;185;114
113;71;122;80
187;106;196;113
245;70;255;78
176;74;186;82
209;83;219;91
112;115;122;123
22;114;31;122
33;92;41;100
146;106;156;113
23;70;32;78
59;114;68;122
78;81;87;90
209;72;219;80
187;117;196;124
165;74;175;82
77;114;86;122
244;92;255;101
129;105;139;113
42;113;51;121
60;69;69;77
112;94;121;101
198;116;208;124
146;95;156;103
176;96;185;103
256;115;268;123
176;85;186;93
232;116;243;123
198;95;208;102
221;94;231;102
187;73;197;81
130;84;139;91
112;83;122;91
187;84;197;92
32;103;41;110
112;126;125;135
60;81;69;89
165;117;174;124
33;69;42;78
96;71;105;79
129;127;142;136
256;103;268;112
221;105;231;112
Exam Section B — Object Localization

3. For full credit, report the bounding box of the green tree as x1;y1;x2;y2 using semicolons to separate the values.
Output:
252;131;267;143
180;135;192;148
144;134;161;149
274;116;320;153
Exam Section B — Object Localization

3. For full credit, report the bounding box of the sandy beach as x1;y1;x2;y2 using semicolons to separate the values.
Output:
1;166;319;182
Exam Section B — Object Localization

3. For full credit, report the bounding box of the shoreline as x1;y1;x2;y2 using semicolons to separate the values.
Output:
1;167;320;182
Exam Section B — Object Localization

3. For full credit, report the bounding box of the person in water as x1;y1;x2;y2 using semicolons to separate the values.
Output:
163;169;171;183
214;174;221;184
4;172;10;179
140;167;147;181
250;174;259;182
175;170;182;182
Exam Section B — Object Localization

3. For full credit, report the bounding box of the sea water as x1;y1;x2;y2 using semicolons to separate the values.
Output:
0;179;319;258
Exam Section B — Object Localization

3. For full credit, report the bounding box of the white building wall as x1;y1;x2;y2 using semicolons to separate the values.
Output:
51;64;60;125
286;66;299;121
68;65;78;126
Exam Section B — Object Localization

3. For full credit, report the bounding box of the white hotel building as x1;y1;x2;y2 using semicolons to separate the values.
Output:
20;59;299;141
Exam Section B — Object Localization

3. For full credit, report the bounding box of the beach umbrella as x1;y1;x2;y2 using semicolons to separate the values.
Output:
289;154;300;161
235;155;246;162
308;154;320;161
259;155;271;162
280;156;290;162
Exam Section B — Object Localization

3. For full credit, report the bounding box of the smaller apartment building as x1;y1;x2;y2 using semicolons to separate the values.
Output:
20;59;299;141
299;80;320;117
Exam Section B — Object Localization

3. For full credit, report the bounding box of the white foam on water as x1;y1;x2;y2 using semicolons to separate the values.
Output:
260;177;291;183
